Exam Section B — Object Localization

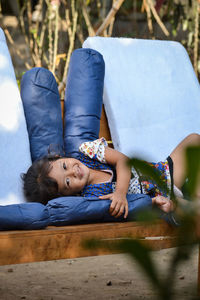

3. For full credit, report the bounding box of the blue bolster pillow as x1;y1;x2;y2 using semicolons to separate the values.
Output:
0;203;49;230
47;194;152;225
21;67;64;161
64;48;105;158
0;194;152;230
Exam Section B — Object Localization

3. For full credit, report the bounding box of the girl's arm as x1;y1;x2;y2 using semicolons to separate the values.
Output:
99;146;131;218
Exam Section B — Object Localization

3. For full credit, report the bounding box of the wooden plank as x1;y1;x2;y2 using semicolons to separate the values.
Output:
0;221;177;265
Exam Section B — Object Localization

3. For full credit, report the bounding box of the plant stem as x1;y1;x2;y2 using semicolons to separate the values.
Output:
59;0;78;94
4;28;31;70
143;0;154;38
108;0;116;37
46;0;53;71
52;2;60;74
194;0;200;75
96;0;125;36
147;0;170;36
82;3;95;36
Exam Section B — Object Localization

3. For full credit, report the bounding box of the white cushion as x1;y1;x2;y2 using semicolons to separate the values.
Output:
83;37;200;161
0;28;31;205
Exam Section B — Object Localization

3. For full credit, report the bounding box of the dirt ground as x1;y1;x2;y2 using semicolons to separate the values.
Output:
0;246;199;300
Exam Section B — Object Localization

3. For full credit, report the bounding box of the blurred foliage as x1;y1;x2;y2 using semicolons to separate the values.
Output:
84;145;200;299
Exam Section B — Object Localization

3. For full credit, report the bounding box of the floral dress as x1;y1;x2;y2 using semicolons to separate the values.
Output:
78;137;172;198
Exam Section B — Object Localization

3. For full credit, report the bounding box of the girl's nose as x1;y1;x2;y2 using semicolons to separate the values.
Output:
68;167;76;178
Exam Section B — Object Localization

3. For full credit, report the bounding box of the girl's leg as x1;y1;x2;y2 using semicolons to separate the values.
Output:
170;133;200;197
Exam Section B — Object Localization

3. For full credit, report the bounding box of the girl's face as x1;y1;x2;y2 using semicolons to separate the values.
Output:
48;157;90;196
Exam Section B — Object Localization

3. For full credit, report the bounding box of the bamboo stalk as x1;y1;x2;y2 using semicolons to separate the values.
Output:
147;0;169;36
133;0;138;36
33;5;50;67
144;0;154;37
27;0;40;65
32;25;42;67
141;0;145;13
52;2;60;74
82;3;96;36
77;24;84;44
33;0;43;64
55;53;66;69
108;0;116;37
61;11;78;85
66;8;72;38
108;19;114;36
71;0;75;18
39;13;48;59
58;0;78;94
19;2;37;66
194;0;200;75
27;0;33;50
4;28;31;70
47;0;53;71
103;29;108;37
96;0;125;36
97;0;102;20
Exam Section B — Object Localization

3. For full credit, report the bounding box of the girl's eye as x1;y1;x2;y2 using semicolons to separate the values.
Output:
66;178;70;187
63;162;67;170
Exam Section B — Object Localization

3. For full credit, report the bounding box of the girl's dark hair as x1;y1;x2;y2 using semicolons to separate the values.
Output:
22;156;61;205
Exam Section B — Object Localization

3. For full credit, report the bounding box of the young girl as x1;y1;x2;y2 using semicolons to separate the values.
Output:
23;133;200;218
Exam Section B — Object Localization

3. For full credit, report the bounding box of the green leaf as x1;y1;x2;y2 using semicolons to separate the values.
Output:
30;28;37;35
172;28;177;37
182;19;188;31
184;146;200;199
134;209;159;223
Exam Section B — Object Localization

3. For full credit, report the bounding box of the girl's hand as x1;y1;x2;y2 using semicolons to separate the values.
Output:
152;196;174;213
99;192;128;219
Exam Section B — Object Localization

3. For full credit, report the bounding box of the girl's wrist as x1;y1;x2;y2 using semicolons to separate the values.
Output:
115;189;127;196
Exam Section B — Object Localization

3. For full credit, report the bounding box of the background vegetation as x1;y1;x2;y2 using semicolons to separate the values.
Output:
1;0;200;94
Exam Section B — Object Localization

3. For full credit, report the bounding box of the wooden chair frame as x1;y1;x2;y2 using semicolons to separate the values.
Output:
0;102;199;291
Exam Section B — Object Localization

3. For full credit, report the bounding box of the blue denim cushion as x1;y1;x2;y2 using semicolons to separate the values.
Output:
64;48;105;158
0;203;49;230
21;67;64;162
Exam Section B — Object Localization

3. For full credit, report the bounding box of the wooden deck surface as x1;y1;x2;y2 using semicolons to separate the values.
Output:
0;220;177;265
